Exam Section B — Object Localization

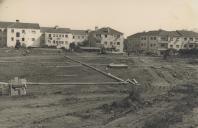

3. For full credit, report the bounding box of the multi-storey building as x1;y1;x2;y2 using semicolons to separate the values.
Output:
40;27;73;49
71;30;89;45
127;30;198;55
0;20;40;47
88;27;124;53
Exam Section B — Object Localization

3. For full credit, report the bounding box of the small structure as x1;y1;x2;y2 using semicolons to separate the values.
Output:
79;46;101;52
0;77;27;96
9;77;27;96
108;63;128;68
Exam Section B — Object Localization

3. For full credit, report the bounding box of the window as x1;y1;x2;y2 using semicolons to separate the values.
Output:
184;37;187;41
161;44;165;47
190;38;193;41
73;36;75;39
62;35;64;37
105;35;108;38
53;34;55;37
176;45;180;48
82;36;84;39
150;37;153;40
117;42;120;45
49;34;51;37
11;29;14;33
22;30;25;33
22;38;25;41
56;35;58;37
11;37;14;41
59;35;61;37
32;38;35;41
16;32;20;37
65;35;68;38
0;29;2;32
110;42;113;45
104;42;107;45
32;31;36;34
189;44;194;48
150;44;153;47
153;37;156;40
196;38;198;41
184;44;187;48
170;45;173;48
96;34;101;37
53;40;55;44
117;35;120;38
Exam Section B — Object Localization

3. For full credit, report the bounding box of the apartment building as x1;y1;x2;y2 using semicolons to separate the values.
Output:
71;30;89;45
127;30;198;55
89;27;124;53
0;20;40;47
41;27;73;49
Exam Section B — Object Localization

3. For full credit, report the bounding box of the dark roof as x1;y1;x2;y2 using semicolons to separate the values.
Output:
94;27;123;35
176;30;198;37
71;30;89;35
127;30;181;39
41;27;71;33
0;21;40;29
127;32;146;39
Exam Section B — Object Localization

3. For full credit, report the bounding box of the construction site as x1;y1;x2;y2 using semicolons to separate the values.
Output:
0;48;197;128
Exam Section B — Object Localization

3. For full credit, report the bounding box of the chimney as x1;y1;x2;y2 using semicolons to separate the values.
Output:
95;26;99;30
54;25;59;29
107;27;110;33
16;20;20;23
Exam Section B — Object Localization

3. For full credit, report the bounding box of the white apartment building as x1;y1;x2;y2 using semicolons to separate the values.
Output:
71;30;89;45
0;20;41;47
41;27;73;49
89;27;124;53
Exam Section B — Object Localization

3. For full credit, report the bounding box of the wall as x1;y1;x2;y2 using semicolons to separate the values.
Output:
44;32;73;49
7;28;41;47
0;28;7;47
100;34;124;53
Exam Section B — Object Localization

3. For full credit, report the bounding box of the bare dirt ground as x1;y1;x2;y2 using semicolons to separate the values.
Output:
0;48;197;128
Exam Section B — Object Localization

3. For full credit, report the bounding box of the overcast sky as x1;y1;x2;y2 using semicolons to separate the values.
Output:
0;0;197;36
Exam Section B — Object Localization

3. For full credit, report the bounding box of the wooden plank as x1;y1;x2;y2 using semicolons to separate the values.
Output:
27;82;128;85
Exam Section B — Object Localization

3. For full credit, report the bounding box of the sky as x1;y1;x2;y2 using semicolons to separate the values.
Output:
0;0;198;36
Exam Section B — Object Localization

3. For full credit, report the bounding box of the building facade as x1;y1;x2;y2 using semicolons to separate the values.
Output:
0;20;40;47
88;27;124;53
71;30;89;45
127;30;198;55
41;27;73;49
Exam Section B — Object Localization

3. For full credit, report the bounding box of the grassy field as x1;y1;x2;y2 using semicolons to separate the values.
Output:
0;48;197;128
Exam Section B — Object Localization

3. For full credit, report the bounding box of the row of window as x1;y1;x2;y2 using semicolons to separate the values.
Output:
170;44;195;48
96;34;120;38
48;40;69;45
73;35;85;39
49;34;68;38
141;36;157;40
11;37;35;41
141;37;198;41
11;29;36;34
104;41;120;45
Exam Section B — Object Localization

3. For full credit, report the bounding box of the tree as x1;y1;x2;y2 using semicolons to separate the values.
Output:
15;41;21;49
69;42;76;52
